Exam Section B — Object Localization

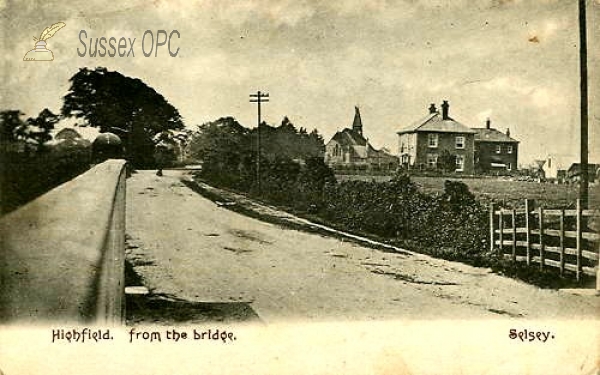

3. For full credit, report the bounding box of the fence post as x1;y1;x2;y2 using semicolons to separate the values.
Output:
525;199;533;266
559;209;565;276
576;199;582;281
538;206;545;270
498;208;504;256
489;203;495;253
512;208;517;262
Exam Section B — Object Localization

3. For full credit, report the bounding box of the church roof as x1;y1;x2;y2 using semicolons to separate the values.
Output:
331;128;368;147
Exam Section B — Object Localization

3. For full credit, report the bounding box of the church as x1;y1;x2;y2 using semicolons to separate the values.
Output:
324;107;398;172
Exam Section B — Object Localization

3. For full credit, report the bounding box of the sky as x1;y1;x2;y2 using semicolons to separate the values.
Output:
1;0;599;166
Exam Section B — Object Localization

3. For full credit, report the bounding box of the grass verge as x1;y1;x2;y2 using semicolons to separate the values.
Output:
183;177;594;290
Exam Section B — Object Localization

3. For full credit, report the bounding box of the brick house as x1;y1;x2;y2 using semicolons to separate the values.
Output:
472;119;519;174
397;101;476;174
325;107;398;171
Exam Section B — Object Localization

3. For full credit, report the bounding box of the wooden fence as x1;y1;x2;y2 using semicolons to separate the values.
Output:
490;199;599;281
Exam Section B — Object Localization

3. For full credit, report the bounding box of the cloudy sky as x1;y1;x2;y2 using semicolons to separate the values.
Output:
1;0;599;165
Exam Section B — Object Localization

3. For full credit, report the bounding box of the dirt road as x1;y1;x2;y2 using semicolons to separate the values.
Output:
126;170;598;323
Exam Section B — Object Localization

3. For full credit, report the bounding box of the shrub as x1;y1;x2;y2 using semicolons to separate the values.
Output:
199;157;491;264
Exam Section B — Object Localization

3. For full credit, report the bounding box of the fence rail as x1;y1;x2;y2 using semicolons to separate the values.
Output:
490;199;599;283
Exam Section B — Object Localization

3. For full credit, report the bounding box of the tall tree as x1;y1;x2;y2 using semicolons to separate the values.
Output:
61;67;184;166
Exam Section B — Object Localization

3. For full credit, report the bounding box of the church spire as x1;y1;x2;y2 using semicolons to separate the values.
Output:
352;106;363;135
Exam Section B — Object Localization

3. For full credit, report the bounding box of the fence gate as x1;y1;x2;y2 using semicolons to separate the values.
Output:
490;199;599;283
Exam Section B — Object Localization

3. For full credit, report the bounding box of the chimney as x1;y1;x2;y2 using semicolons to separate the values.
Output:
429;103;437;114
441;100;449;120
506;128;510;138
486;118;491;129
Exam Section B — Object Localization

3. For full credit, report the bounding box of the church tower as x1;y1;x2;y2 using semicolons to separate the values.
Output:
352;106;363;135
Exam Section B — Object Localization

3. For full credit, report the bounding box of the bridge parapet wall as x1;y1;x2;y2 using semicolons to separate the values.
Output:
0;159;127;324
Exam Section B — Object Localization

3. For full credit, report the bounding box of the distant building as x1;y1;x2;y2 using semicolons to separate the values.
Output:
542;154;571;181
566;163;599;184
473;119;519;174
397;101;476;174
324;107;398;171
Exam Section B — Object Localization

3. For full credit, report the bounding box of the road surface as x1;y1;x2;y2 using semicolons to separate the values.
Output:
126;170;598;323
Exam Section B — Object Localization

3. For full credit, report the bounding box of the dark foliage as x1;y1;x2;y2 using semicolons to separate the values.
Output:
1;145;91;214
26;109;59;149
61;67;184;167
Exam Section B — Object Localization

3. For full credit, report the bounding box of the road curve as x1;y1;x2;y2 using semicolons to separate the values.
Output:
126;170;598;323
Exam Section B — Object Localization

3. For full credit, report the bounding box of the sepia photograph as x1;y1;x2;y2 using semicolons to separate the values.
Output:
1;1;599;374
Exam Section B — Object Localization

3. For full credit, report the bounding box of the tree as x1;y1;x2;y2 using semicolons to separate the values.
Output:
0;110;26;144
438;150;457;174
189;117;251;187
61;67;184;167
248;117;324;160
26;108;59;150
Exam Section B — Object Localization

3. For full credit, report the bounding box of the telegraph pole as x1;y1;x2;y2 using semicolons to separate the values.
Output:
579;0;589;209
249;91;269;194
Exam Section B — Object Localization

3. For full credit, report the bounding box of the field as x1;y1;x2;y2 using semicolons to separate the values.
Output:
335;175;598;209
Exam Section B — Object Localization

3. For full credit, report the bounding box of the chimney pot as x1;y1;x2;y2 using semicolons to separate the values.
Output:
428;103;437;114
506;128;510;137
441;100;449;120
486;118;491;129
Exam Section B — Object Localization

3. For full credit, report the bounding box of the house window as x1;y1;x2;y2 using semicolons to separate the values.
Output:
495;145;501;154
456;155;465;172
455;136;465;149
428;134;438;148
507;162;512;171
427;153;438;168
507;145;513;154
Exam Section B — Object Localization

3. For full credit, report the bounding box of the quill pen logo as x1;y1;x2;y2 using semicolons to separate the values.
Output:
23;22;66;61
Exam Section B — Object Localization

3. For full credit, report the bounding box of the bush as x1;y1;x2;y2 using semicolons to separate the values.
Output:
319;173;489;259
199;153;493;261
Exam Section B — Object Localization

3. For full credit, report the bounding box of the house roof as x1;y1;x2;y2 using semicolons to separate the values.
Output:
567;163;600;174
542;154;573;170
397;112;476;134
473;127;519;143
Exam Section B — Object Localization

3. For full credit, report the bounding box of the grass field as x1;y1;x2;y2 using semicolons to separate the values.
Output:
336;175;598;209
